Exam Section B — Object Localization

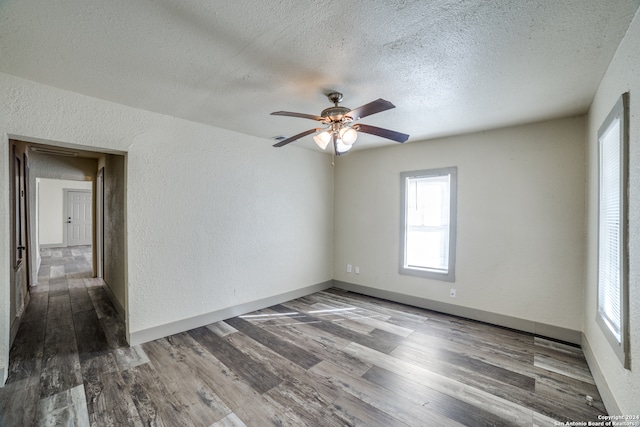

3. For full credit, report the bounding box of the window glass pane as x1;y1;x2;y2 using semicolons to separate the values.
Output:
405;175;450;271
406;229;448;270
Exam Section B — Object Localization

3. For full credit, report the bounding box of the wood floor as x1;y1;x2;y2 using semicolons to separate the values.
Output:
0;246;607;426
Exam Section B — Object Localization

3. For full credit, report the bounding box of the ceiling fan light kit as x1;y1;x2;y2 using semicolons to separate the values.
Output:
313;131;331;150
339;127;358;145
271;92;409;156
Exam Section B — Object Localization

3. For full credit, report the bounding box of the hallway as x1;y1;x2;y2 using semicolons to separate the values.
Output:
0;246;140;425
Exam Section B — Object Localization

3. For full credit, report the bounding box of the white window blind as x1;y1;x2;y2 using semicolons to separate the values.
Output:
596;92;629;369
598;118;622;342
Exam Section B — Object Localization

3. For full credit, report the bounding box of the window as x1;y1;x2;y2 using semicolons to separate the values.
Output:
597;93;630;369
400;167;457;281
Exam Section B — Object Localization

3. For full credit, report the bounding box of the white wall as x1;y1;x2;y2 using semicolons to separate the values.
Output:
584;8;640;415
38;179;92;246
0;72;334;383
127;121;334;334
334;117;586;333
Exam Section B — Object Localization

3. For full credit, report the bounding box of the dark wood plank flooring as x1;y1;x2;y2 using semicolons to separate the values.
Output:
0;246;607;426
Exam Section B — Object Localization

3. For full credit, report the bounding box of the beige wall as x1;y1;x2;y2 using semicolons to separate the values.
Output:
584;8;640;415
334;117;586;332
38;178;92;246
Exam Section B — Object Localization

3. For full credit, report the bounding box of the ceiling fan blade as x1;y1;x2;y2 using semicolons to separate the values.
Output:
271;111;325;121
272;128;319;147
346;99;395;121
356;124;409;143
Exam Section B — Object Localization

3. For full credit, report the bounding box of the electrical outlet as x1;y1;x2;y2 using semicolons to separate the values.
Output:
450;289;456;298
347;264;352;273
355;266;360;274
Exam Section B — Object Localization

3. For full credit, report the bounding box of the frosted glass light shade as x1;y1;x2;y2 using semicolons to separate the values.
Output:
339;127;358;145
335;138;352;154
313;131;331;150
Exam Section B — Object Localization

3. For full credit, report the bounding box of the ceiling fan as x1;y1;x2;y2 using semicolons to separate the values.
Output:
271;92;409;156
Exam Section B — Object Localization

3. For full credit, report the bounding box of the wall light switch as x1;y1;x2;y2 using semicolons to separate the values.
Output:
347;264;352;273
450;289;456;298
355;266;360;274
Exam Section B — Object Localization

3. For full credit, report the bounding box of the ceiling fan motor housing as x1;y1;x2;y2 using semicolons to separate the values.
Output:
320;92;353;123
321;106;352;123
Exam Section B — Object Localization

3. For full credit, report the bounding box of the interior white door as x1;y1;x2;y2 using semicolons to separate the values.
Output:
66;190;92;246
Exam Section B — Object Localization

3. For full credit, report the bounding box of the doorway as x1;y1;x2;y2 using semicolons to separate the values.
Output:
2;138;128;389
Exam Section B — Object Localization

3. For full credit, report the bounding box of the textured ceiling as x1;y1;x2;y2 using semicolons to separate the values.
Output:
1;0;638;151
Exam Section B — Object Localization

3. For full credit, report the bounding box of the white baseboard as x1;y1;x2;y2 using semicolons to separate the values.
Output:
581;333;620;414
333;281;582;345
129;280;334;347
40;243;65;248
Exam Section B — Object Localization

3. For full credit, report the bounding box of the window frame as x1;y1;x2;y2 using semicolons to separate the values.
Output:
400;167;457;282
596;92;630;369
